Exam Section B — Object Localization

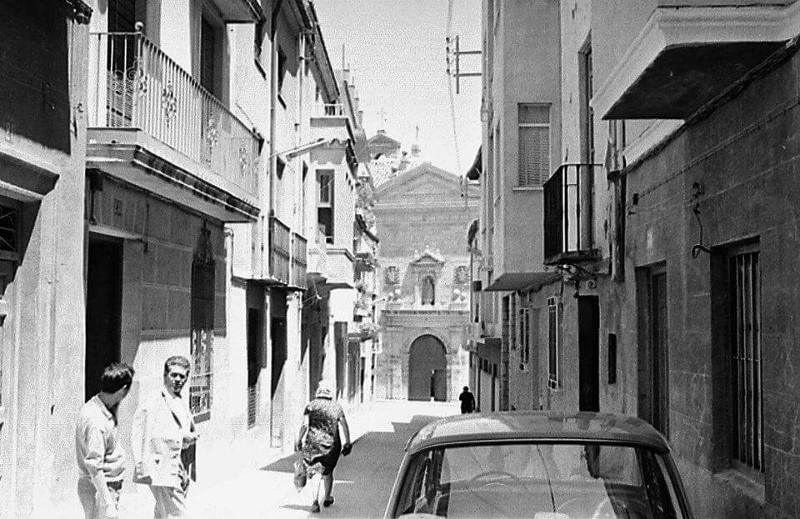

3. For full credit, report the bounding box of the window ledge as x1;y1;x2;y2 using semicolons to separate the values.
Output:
716;468;765;505
512;186;543;192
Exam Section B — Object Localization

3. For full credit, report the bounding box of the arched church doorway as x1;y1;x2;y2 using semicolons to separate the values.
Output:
408;335;447;401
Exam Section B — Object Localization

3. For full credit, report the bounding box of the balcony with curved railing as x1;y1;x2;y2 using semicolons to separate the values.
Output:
87;31;261;221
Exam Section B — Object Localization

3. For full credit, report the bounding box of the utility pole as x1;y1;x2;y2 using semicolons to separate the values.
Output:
446;35;481;94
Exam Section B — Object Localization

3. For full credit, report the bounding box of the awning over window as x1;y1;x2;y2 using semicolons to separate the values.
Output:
208;0;265;22
465;147;481;180
484;272;559;292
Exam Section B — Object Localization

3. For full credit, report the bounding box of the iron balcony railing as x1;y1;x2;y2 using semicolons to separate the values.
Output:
543;163;603;264
269;216;308;287
89;31;260;197
270;216;291;284
292;231;307;289
321;103;345;117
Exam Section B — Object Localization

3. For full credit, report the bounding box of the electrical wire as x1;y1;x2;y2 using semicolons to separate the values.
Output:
446;0;463;173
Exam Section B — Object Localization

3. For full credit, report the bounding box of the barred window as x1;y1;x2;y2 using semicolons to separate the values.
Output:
502;296;510;347
548;296;560;389
509;296;516;352
522;308;530;366
729;245;763;472
518;104;550;187
190;226;215;422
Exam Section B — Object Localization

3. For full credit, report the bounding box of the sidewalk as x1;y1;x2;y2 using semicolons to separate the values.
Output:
190;401;457;519
115;399;399;518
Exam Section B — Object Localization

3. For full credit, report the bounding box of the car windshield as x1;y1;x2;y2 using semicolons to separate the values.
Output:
393;442;686;519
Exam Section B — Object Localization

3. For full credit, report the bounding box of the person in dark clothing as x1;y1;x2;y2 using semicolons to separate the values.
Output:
459;386;476;414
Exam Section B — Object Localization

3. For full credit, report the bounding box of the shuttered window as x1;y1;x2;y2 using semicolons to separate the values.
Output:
518;104;550;187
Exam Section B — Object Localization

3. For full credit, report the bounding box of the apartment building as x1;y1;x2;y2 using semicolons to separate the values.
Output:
302;60;375;408
0;1;92;516
474;0;800;516
0;0;371;516
468;0;562;412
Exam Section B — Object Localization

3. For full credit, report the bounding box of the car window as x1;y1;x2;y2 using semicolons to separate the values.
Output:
393;442;685;519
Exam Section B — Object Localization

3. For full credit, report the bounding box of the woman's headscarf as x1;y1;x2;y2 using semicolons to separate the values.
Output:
315;379;333;399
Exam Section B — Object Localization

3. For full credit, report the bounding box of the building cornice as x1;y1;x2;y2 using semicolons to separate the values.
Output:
592;2;800;119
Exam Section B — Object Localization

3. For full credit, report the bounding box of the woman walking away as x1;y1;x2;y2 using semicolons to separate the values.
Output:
296;380;352;513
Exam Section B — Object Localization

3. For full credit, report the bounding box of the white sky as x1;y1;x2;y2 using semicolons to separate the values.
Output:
313;0;482;175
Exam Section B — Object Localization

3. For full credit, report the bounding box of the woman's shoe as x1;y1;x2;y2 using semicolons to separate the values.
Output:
311;501;321;513
323;496;334;508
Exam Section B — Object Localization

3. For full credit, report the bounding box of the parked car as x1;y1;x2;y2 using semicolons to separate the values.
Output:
384;411;693;519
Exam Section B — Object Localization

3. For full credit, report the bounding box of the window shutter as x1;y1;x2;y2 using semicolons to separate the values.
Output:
518;126;550;187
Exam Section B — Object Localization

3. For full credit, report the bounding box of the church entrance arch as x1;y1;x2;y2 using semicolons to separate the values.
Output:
408;335;447;401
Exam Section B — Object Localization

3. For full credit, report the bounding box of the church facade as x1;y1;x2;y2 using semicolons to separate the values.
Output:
371;140;479;402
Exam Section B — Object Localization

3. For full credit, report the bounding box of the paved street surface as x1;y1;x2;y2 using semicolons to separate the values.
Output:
123;400;455;518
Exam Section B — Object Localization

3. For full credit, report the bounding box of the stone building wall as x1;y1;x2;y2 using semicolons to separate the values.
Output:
614;47;799;519
373;160;479;402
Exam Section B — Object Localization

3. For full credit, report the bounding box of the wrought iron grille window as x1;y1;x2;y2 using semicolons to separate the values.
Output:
522;307;531;366
190;226;215;422
509;296;516;352
729;245;763;472
501;296;510;349
548;296;560;389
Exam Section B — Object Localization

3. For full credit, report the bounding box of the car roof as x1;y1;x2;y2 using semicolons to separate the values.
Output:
406;411;671;455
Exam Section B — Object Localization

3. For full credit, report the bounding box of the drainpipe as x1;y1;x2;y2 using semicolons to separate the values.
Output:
269;0;285;224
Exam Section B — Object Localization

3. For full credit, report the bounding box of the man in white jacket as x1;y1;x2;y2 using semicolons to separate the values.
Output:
132;355;198;518
75;363;135;519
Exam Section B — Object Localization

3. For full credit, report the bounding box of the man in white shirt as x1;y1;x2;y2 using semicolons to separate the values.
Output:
132;356;198;518
75;362;135;519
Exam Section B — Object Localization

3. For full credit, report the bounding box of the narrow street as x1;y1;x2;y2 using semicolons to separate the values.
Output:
187;401;454;518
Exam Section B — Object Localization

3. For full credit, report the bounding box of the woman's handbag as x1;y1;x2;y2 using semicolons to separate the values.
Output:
293;458;308;491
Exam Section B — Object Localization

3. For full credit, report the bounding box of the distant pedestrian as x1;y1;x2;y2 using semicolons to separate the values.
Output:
132;356;198;518
76;362;135;519
459;386;476;414
295;380;353;514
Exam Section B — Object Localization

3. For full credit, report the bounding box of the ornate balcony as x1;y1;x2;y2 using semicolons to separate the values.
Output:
87;31;261;222
544;164;602;266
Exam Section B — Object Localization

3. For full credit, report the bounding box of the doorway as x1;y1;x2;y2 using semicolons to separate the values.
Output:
246;306;263;429
639;267;669;436
578;296;600;412
85;237;123;401
408;335;447;401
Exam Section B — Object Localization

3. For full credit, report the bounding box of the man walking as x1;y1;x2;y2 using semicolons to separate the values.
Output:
459;386;476;414
132;356;198;518
76;362;135;519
